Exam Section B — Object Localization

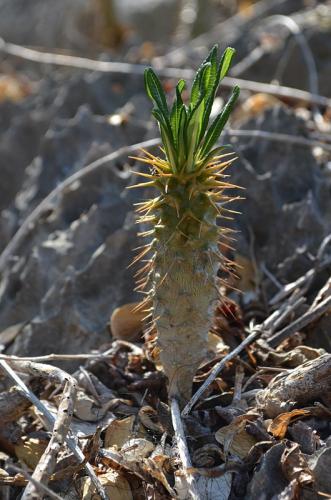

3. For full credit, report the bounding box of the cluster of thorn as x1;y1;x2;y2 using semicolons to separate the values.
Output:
127;146;243;333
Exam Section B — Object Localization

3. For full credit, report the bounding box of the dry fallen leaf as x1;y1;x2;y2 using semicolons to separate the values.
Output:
104;416;147;448
110;302;147;341
144;454;176;497
73;389;114;422
268;409;312;439
207;332;229;355
81;470;133;500
15;437;48;470
281;442;313;486
215;417;257;459
121;438;154;462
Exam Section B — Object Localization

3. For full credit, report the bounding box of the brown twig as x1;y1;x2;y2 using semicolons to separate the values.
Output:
268;294;331;348
269;234;331;306
262;15;321;124
181;328;261;417
227;129;331;153
0;351;114;362
0;359;108;500
21;379;76;499
182;287;310;416
10;466;62;500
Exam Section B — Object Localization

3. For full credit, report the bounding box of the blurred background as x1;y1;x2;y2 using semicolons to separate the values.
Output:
0;0;330;363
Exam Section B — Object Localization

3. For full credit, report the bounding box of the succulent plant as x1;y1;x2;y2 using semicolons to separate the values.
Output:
130;45;240;406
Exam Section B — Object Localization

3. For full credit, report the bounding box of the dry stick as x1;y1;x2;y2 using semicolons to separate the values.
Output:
264;15;324;128
264;16;319;104
170;398;201;500
181;329;261;417
268;294;331;348
310;275;331;311
22;379;76;500
0;352;114;362
0;137;160;274
0;37;331;108
269;235;331;306
227;129;331;153
0;341;142;364
182;293;305;417
11;466;62;500
0;359;108;500
231;11;318;81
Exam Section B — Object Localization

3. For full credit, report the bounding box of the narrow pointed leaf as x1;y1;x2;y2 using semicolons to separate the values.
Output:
170;79;185;148
200;85;240;158
144;68;169;118
219;47;236;80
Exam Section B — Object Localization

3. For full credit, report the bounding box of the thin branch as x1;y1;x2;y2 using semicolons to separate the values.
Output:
266;15;319;98
227;129;331;153
0;351;114;362
170;398;201;500
262;15;322;124
181;328;261;417
310;276;331;311
269;235;331;305
0;37;330;108
268;294;331;348
10;466;62;500
0;359;108;500
22;379;76;499
182;286;310;416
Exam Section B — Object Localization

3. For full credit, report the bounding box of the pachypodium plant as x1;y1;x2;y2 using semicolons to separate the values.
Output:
130;45;240;406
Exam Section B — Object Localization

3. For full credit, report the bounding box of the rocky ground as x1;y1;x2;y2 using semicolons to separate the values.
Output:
0;0;331;499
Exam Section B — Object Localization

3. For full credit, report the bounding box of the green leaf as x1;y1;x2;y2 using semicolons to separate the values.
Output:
177;105;188;166
219;47;236;80
190;45;217;109
152;109;177;168
144;45;239;171
186;98;205;168
170;79;185;148
144;68;175;149
197;47;236;145
200;85;240;158
144;68;169;120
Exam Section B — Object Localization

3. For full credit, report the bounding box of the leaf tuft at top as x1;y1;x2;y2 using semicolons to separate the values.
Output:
144;45;239;172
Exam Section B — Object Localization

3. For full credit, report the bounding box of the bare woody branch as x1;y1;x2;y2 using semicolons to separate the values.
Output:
0;359;109;500
21;379;76;500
